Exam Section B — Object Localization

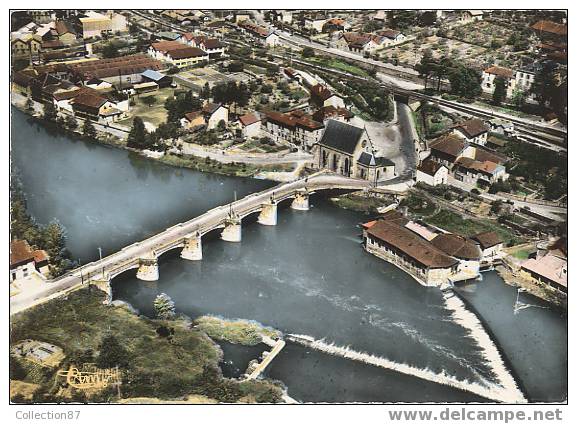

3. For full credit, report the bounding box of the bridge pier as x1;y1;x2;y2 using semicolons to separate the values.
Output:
221;216;242;242
136;253;159;281
291;190;310;211
91;275;112;305
258;201;278;226
181;232;202;261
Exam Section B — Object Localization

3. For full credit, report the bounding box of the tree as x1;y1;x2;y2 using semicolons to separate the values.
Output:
415;49;435;90
102;43;119;59
154;293;176;320
65;115;78;131
511;87;528;110
127;117;148;149
301;46;315;58
362;20;382;33
492;77;507;106
449;65;481;99
142;95;157;108
96;335;129;369
82;118;97;138
200;82;211;100
228;61;244;72
43;102;58;121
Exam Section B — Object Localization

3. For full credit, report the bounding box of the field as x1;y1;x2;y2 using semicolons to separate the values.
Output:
118;87;175;130
303;56;371;78
379;20;528;69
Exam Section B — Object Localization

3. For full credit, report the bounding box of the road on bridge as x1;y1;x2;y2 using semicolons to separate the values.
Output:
10;173;370;315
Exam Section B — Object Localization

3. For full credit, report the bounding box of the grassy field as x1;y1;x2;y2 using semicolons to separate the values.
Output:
118;88;176;130
10;288;283;403
425;209;520;246
304;56;370;78
331;193;395;214
194;316;281;346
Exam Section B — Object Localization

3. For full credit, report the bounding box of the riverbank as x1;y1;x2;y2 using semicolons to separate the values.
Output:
329;191;397;214
9;288;284;403
495;264;567;310
194;316;282;346
10;100;301;182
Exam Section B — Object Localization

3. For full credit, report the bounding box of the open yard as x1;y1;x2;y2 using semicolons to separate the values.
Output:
118;87;175;131
379;19;530;70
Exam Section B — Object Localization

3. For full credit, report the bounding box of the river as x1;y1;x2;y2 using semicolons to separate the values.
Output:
11;108;567;402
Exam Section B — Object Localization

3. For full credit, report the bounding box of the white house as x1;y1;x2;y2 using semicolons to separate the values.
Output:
482;65;516;98
416;159;449;186
461;10;484;23
203;103;229;130
472;231;504;262
310;84;346;109
238;112;262;139
10;240;50;282
451;119;489;146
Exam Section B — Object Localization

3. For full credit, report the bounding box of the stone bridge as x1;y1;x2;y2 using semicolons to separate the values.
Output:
12;172;369;313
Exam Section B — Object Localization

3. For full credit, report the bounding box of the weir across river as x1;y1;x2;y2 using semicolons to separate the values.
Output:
10;172;370;315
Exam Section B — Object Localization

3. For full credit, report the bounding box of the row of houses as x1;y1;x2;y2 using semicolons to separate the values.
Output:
335;30;407;54
237;20;281;46
362;210;503;287
481;64;538;100
417;118;509;188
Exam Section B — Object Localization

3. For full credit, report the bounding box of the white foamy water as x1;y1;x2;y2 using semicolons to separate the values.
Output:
443;292;526;403
287;333;526;403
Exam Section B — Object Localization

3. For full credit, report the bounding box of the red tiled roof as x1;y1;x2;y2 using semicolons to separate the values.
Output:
484;65;514;79
367;220;459;269
429;134;466;158
531;20;567;36
310;84;335;101
184;111;203;121
265;110;323;131
431;233;481;260
10;240;35;267
168;46;207;59
417;158;446;176
454;118;488;138
472;231;503;250
239;112;260;126
312;106;353;122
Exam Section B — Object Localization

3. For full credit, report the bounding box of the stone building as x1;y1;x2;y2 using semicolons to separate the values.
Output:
317;120;395;182
10;240;50;282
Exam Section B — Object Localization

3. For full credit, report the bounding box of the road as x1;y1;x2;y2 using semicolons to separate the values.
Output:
448;176;566;222
10;172;371;316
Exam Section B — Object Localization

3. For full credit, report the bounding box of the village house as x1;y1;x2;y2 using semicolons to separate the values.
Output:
10;240;50;282
451;118;489;146
428;133;475;168
178;34;226;58
453;157;509;186
84;77;113;91
322;18;350;33
482;65;516;98
148;41;209;68
53;20;77;45
310;84;346;109
304;16;328;33
70;89;127;123
238;112;262;139
336;32;386;54
520;240;567;294
180;111;205;130
461;10;484;23
264;110;324;151
202;102;229;130
430;233;482;279
312;105;354;124
11;34;42;59
238;21;280;46
362;211;459;287
471;231;504;263
376;29;407;47
415;158;449;186
317;119;395;181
